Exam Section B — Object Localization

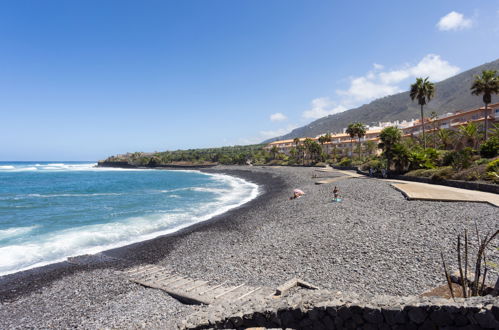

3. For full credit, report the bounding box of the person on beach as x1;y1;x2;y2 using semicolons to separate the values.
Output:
290;189;305;199
333;186;340;201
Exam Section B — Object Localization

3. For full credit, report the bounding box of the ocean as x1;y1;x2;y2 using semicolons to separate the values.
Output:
0;162;259;276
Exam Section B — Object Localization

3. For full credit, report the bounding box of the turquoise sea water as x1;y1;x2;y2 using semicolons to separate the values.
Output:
0;162;258;276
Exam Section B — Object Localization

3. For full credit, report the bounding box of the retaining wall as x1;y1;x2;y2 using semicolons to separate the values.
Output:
181;291;499;329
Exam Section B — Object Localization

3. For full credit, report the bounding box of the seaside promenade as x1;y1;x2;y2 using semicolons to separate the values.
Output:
0;166;497;329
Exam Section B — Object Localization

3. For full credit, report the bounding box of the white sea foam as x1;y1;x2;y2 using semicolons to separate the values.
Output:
0;172;259;276
0;162;153;172
27;193;122;198
0;226;39;240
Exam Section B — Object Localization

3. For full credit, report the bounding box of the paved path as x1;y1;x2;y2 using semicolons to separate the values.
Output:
389;180;499;207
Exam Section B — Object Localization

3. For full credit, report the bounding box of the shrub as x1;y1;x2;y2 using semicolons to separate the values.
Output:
314;162;327;167
360;159;384;171
338;157;352;167
486;158;499;173
452;166;486;181
443;147;473;171
406;166;454;181
480;137;499;158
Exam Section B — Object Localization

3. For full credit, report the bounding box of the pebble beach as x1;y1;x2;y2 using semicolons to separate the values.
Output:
0;166;497;329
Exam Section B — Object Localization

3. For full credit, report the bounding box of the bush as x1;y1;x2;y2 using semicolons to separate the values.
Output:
360;159;384;171
406;166;454;181
338;157;352;167
480;137;499;158
486;158;499;173
313;162;327;167
452;165;486;181
442;147;473;171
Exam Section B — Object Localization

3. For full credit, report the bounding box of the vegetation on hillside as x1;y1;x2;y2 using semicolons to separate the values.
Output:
102;144;270;166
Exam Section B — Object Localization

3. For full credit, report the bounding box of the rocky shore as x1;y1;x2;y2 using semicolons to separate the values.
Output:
0;166;497;329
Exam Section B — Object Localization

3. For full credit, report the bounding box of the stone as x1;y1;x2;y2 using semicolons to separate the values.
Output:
474;310;499;329
408;307;428;324
344;319;357;330
322;315;335;330
352;313;364;325
430;309;453;326
363;308;383;324
337;307;353;320
454;314;469;326
312;319;326;330
229;316;244;327
278;310;295;328
308;309;320;321
393;324;417;330
360;323;377;330
326;307;338;318
418;319;436;330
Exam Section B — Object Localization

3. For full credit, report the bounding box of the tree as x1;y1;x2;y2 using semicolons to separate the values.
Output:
378;127;402;170
437;128;455;150
471;70;499;140
410;77;435;149
429;111;439;149
318;135;327;153
303;138;322;163
458;122;482;149
346;123;357;159
293;137;300;147
270;145;279;160
365;140;377;157
354;123;367;160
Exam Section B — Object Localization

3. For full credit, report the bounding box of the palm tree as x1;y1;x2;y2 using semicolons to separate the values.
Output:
458;122;482;149
471;70;499;140
410;77;435;149
270;146;279;160
365;140;377;157
379;127;402;170
318;135;327;152
437;128;454;150
429;111;439;149
293;137;300;147
346;123;357;159
354;123;367;160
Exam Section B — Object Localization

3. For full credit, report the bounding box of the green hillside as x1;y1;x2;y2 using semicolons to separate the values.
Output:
264;58;499;142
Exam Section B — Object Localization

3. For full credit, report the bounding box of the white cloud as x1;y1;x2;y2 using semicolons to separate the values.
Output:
270;112;287;122
409;54;460;80
302;97;347;119
337;77;402;102
239;124;299;144
302;54;460;120
338;54;459;103
437;11;472;31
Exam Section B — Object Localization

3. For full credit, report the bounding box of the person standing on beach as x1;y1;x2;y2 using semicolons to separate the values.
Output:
333;186;340;201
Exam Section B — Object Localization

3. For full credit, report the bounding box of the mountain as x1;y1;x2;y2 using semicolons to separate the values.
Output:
263;58;499;143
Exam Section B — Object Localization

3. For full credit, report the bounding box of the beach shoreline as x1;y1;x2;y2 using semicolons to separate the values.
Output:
0;166;281;302
0;165;497;329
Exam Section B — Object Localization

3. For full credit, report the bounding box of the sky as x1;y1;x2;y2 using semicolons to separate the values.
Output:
1;0;499;160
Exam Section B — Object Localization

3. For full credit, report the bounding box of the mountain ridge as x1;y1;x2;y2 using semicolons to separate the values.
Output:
263;58;499;143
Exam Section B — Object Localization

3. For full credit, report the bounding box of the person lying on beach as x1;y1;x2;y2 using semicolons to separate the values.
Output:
290;189;305;199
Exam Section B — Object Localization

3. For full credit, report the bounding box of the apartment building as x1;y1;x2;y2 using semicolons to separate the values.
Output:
264;102;499;155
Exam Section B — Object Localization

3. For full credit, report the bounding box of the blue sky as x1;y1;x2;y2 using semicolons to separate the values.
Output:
1;0;498;160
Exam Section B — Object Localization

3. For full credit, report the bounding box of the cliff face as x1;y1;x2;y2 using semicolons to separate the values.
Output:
264;58;499;143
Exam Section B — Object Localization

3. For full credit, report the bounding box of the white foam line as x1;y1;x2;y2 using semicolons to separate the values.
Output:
0;172;260;277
